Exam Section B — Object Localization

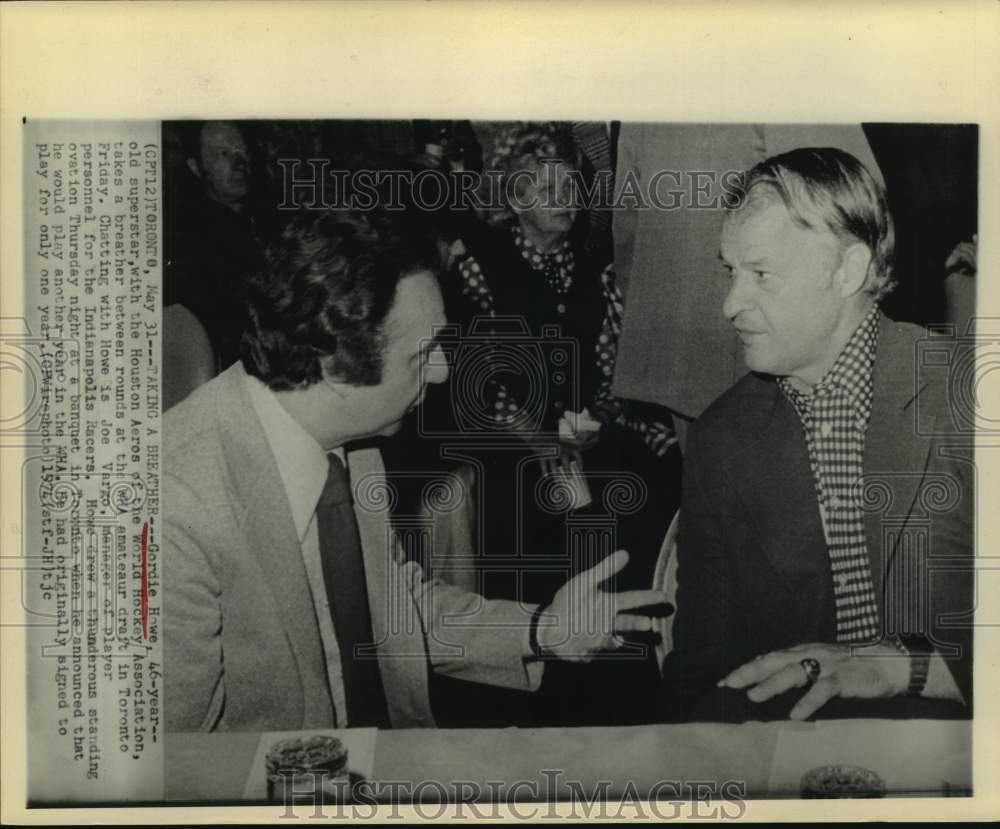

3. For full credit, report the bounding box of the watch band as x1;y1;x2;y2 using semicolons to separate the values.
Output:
529;604;550;660
906;651;931;697
898;636;932;697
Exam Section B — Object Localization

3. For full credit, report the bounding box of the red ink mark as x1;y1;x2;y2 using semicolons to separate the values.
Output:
141;521;149;640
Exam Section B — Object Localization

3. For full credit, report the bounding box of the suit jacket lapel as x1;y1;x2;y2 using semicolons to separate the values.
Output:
862;316;930;617
735;379;833;635
214;365;329;706
728;317;931;644
347;445;434;727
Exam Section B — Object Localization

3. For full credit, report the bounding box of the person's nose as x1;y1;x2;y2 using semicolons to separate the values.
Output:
425;345;449;384
722;270;756;321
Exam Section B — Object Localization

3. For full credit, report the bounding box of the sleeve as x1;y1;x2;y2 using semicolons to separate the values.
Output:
905;339;974;708
395;558;545;692
489;383;524;427
591;263;623;410
928;439;975;707
456;255;495;316
659;425;741;720
163;472;227;733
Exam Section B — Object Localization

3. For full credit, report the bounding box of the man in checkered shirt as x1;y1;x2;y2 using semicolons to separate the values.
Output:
661;147;973;722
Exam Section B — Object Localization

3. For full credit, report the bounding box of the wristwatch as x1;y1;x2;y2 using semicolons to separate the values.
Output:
529;604;552;660
898;636;932;697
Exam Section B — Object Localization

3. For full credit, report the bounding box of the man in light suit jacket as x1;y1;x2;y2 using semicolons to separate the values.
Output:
165;211;665;732
661;148;973;722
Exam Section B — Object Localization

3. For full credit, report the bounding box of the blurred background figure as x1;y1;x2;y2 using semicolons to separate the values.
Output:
189;120;254;213
408;119;482;268
449;121;679;601
165;120;269;370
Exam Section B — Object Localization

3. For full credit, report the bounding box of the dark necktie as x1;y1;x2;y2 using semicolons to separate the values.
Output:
316;453;391;728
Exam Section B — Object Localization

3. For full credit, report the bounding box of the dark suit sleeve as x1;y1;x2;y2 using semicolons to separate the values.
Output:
929;440;975;708
660;424;742;720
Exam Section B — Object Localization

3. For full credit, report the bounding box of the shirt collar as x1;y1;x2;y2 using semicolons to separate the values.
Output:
779;304;881;414
244;372;343;542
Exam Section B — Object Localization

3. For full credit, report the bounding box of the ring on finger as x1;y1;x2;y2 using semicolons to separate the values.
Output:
799;657;821;686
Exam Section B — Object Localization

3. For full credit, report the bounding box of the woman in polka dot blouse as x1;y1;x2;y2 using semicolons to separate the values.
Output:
455;124;678;457
449;122;680;612
438;123;683;726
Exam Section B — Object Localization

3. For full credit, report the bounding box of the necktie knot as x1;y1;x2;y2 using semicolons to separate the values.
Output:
321;454;353;508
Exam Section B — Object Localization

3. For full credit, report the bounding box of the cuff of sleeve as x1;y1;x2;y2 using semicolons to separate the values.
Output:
523;603;549;689
524;656;546;690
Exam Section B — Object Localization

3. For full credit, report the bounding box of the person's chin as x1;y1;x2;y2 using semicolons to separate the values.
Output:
380;420;403;437
544;214;575;233
225;179;250;197
742;345;778;375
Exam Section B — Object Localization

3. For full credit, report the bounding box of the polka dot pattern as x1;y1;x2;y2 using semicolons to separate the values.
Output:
455;240;675;455
459;256;496;318
491;384;521;425
513;228;574;295
592;264;622;407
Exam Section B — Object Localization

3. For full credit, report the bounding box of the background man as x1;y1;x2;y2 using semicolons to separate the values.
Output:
165;120;268;368
661;148;973;722
164;211;666;732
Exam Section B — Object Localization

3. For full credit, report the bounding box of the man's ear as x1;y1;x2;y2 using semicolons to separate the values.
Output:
319;356;350;399
186;157;202;180
836;242;873;298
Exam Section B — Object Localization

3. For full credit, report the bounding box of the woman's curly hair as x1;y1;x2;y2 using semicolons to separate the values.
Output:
483;121;580;225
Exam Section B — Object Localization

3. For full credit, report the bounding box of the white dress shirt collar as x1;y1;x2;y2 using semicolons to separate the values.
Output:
244;372;343;542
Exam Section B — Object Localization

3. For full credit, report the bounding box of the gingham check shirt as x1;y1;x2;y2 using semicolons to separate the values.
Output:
778;305;881;643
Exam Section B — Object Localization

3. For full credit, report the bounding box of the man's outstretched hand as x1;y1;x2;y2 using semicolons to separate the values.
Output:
535;550;672;663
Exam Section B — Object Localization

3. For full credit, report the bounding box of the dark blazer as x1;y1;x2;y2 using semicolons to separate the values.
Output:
661;314;974;721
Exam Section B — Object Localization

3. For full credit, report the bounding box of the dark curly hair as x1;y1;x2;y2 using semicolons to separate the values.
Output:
241;210;438;390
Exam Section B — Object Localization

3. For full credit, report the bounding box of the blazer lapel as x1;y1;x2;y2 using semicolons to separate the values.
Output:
733;379;833;634
214;365;329;709
721;318;931;645
347;445;434;728
862;316;931;618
